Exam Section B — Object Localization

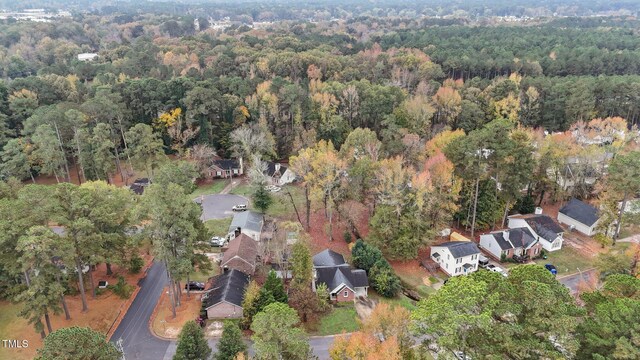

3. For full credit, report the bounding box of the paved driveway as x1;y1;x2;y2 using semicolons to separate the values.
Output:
195;194;248;221
559;268;597;294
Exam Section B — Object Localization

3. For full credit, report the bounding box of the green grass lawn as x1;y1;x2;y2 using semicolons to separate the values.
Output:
189;180;228;199
369;292;418;311
533;246;596;275
315;303;359;336
266;186;305;219
204;218;233;237
229;183;253;197
189;264;219;283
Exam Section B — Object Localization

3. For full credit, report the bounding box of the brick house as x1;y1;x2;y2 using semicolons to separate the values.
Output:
479;227;542;261
203;269;249;319
220;233;257;276
312;249;368;302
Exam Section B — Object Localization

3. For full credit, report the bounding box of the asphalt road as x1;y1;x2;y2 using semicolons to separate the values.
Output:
110;261;170;359
195;194;248;221
558;268;597;294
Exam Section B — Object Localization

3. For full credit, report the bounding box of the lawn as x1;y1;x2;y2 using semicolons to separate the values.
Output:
0;301;35;360
315;303;359;336
533;246;596;275
369;292;418;311
190;180;228;199
204;218;233;237
189;263;219;283
266;186;306;219
229;183;253;197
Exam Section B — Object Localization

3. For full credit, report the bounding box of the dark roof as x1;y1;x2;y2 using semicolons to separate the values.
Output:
229;211;263;233
315;266;368;292
130;183;145;195
433;241;480;258
559;198;600;227
313;249;347;268
462;263;474;270
492;232;512;250
524;215;564;242
133;178;150;185
265;162;288;177
221;233;258;274
507;228;537;249
204;269;249;309
211;159;240;170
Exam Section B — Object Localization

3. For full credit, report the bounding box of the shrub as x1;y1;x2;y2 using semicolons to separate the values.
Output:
352;239;384;272
369;260;401;298
128;255;144;274
111;276;134;299
344;231;352;244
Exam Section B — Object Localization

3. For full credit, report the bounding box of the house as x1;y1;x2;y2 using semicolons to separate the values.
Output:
77;53;98;61
508;213;564;252
430;241;481;277
265;162;296;186
228;211;263;241
558;198;600;236
312;249;369;302
207;158;243;179
479;228;542;261
203;269;249;319
129;178;150;195
220;233;258;275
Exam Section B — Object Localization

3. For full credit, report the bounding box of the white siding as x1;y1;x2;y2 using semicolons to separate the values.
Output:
479;234;502;259
557;212;596;236
431;246;479;277
508;217;563;252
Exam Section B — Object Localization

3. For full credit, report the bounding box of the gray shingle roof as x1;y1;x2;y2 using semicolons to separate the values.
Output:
525;215;564;242
559;198;599;227
492;232;512;250
315;266;368;292
211;159;240;170
229;211;263;233
313;249;347;268
204;269;249;308
507;228;537;249
434;241;480;258
265;162;288;177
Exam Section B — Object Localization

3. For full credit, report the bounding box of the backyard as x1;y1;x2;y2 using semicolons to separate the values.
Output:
313;303;359;336
532;246;596;275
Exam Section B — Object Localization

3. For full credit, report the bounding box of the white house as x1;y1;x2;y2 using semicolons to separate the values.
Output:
508;213;564;252
228;211;263;241
77;53;98;61
265;162;296;186
557;198;600;236
430;241;481;277
479;228;542;261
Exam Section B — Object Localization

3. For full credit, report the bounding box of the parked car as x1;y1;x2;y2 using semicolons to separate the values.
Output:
232;204;247;212
478;255;489;269
486;264;508;277
545;264;558;275
185;281;205;291
264;185;281;192
98;280;109;289
210;236;226;247
512;254;529;264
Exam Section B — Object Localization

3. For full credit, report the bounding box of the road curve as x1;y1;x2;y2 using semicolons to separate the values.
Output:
111;261;334;359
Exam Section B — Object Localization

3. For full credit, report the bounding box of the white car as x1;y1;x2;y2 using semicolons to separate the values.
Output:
210;236;226;247
232;204;247;212
486;264;508;277
264;185;282;192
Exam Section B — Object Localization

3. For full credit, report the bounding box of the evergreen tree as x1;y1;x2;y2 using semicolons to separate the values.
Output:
263;269;288;303
36;326;121;360
252;184;273;213
174;321;212;360
251;303;312;360
215;321;247;360
290;241;313;286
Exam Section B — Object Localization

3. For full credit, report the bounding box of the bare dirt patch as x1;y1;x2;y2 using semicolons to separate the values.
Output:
150;290;202;339
307;201;370;259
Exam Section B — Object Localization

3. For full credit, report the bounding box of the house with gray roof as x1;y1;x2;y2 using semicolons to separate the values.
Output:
312;249;368;302
430;241;481;277
558;198;600;236
508;213;564;252
228;211;263;241
479;228;542;261
265;162;296;186
203;269;249;319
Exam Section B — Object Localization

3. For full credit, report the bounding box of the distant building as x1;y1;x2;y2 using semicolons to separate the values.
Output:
220;233;257;276
208;158;243;178
265;162;296;186
508;213;564;252
480;228;542;261
228;211;263;241
77;53;98;62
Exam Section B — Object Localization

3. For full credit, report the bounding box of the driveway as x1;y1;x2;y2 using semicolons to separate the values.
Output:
559;268;597;294
195;194;248;221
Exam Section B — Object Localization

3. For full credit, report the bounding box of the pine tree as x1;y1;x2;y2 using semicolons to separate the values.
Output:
263;269;288;303
174;321;212;360
252;184;272;213
36;326;121;360
215;321;247;360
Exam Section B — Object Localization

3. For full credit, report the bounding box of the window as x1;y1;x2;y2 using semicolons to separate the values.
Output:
233;169;239;174
216;171;221;176
343;291;349;298
456;258;461;264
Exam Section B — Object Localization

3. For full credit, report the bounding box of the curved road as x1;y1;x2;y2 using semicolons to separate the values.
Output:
110;262;334;360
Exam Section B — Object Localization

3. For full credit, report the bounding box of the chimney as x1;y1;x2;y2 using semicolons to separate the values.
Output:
223;266;229;274
234;227;241;237
275;163;281;172
534;207;543;215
